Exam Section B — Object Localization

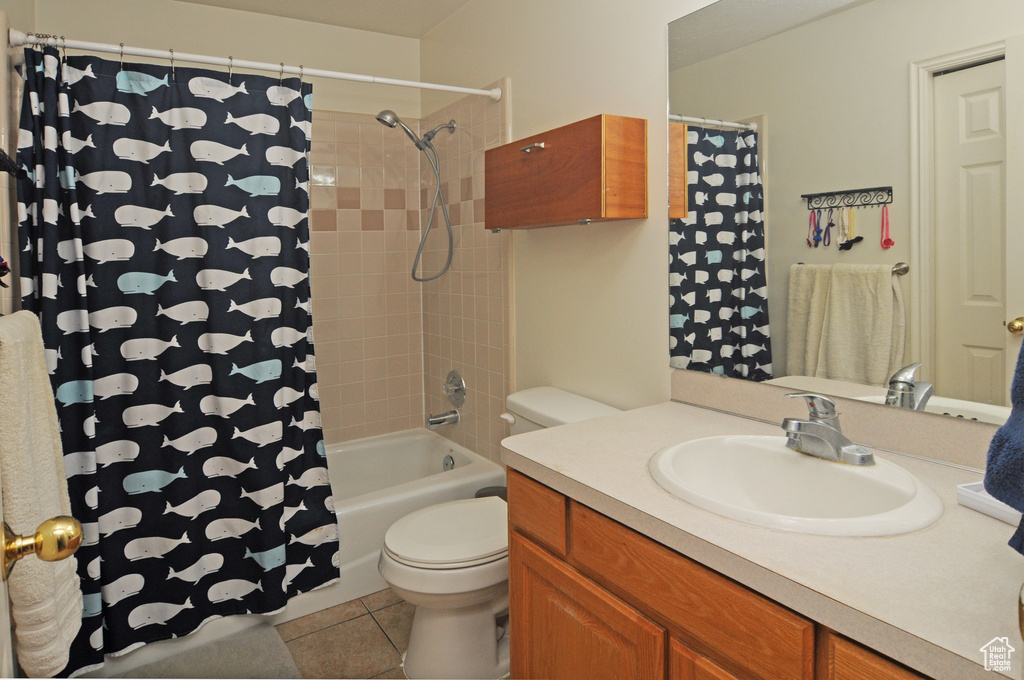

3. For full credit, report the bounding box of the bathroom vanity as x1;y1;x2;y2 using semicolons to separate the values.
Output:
501;401;1024;680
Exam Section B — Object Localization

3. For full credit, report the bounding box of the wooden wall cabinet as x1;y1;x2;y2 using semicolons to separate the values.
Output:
669;122;689;219
507;469;932;680
484;114;648;230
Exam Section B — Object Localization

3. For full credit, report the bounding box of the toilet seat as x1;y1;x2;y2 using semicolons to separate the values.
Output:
383;496;508;570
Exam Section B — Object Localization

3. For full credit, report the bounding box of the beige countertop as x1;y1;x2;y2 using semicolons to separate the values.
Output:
500;401;1024;680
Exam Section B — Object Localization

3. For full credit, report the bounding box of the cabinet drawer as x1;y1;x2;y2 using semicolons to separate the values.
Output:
569;501;814;680
670;638;742;680
818;632;928;680
507;469;568;556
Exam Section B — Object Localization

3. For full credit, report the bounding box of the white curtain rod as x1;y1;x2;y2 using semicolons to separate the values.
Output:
9;29;503;101
669;113;756;131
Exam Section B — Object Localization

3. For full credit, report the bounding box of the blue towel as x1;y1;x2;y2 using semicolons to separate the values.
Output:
985;342;1024;554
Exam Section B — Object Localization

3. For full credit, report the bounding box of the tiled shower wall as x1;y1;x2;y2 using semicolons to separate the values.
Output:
310;78;512;461
309;112;427;445
421;80;512;462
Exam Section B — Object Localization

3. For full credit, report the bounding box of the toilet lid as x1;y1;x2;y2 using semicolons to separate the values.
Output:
384;496;508;568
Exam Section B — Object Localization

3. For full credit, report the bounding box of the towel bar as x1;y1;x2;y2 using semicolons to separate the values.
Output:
794;262;909;276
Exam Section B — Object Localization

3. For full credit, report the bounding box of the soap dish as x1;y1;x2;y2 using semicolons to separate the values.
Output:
957;482;1022;525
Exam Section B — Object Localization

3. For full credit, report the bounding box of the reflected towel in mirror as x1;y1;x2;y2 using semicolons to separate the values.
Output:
786;264;905;387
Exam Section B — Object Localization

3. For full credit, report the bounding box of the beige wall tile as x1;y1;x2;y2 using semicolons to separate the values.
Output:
307;101;508;455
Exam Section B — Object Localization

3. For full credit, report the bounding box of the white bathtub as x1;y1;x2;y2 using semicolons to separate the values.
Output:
89;429;505;677
321;428;507;608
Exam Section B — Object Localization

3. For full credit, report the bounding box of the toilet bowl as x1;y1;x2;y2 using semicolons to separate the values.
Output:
379;386;622;679
378;496;510;680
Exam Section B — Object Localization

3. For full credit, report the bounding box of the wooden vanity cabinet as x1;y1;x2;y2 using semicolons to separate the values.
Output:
507;469;933;680
817;632;927;680
510;533;665;680
484;114;648;229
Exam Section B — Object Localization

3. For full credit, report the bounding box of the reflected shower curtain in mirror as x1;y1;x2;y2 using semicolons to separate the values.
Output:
17;47;339;675
669;125;772;380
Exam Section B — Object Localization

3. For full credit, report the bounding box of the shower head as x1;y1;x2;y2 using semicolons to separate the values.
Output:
376;109;425;150
421;120;457;145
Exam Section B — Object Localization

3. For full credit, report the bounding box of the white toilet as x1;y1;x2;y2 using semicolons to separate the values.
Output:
378;386;621;680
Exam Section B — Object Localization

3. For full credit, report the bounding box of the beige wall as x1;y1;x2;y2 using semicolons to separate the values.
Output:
420;0;716;411
669;0;1024;376
5;0;422;116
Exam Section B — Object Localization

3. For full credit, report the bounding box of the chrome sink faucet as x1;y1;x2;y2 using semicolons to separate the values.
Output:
781;393;875;466
885;363;934;411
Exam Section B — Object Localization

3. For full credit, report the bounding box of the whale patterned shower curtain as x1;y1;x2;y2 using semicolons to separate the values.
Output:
669;125;773;381
17;46;339;675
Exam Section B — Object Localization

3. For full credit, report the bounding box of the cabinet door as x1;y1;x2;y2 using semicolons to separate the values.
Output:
670;638;742;680
819;632;929;680
569;502;814;680
485;116;605;229
509;532;665;680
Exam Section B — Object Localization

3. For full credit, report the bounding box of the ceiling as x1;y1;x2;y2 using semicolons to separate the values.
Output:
669;0;872;71
174;0;873;67
172;0;476;39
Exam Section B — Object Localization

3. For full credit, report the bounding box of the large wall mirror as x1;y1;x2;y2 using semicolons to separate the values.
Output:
668;0;1024;425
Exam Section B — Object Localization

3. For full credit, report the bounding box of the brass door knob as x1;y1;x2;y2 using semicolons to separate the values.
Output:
1009;317;1024;335
1;516;83;580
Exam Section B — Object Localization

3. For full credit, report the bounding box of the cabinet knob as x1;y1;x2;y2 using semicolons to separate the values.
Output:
520;142;546;153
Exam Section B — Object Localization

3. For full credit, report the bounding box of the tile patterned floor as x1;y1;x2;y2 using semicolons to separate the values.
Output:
276;588;414;679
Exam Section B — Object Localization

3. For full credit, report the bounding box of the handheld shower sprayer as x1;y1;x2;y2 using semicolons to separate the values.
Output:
376;110;458;282
375;109;426;150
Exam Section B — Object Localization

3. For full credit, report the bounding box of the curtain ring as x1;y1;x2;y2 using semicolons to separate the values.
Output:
299;64;303;81
119;42;124;70
228;56;233;85
59;36;66;64
169;48;175;81
279;62;285;84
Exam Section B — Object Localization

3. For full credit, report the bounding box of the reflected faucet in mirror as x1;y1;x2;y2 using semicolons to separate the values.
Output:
885;363;934;412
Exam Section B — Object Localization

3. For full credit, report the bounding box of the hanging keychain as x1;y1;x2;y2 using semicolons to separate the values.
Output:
813;209;823;247
823;208;834;247
806;210;816;247
880;205;894;249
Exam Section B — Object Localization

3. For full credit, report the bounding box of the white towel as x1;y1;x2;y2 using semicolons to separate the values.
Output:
815;264;906;386
785;264;833;377
0;311;82;677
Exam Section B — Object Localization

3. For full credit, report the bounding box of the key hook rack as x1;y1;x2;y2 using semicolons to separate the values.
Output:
800;186;892;211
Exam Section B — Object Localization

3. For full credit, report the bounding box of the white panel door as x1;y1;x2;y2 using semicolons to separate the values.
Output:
933;59;1009;405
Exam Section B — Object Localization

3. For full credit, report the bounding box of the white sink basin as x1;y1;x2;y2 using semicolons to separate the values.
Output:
649;435;943;536
854;395;1010;426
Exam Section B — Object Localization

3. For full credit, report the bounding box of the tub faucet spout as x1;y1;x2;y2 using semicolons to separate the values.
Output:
427;410;459;430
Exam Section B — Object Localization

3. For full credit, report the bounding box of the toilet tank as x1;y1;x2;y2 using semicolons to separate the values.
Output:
504;386;621;435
